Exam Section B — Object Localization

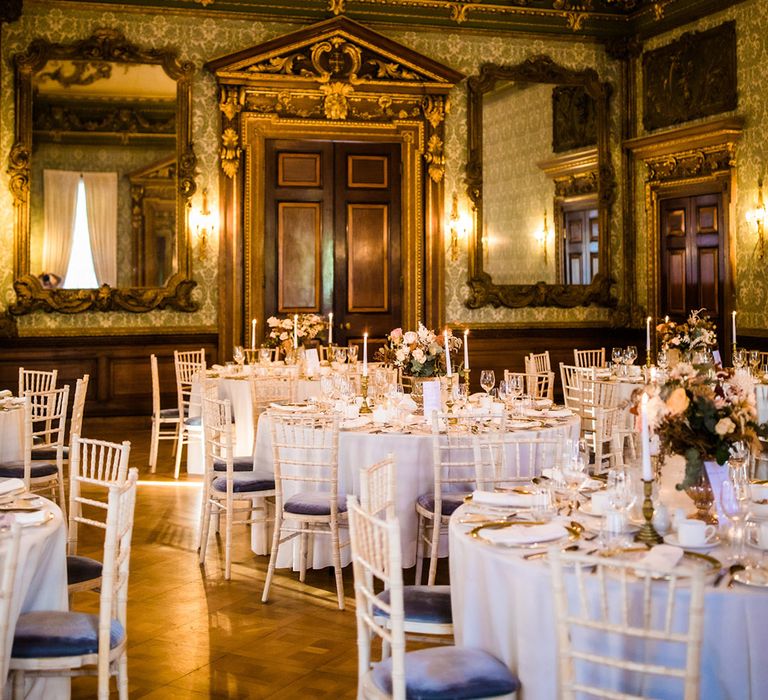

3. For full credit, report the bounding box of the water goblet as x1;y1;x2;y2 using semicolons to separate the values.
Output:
480;369;496;396
347;344;359;364
657;347;669;372
733;348;747;370
233;345;245;371
721;476;751;563
625;345;638;366
611;347;623;368
259;346;272;365
334;347;348;365
749;350;761;376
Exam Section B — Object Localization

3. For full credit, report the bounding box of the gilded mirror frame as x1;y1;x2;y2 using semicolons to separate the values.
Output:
465;55;616;309
7;28;198;314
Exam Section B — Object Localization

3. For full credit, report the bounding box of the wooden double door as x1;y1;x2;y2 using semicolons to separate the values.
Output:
659;191;725;337
264;139;401;351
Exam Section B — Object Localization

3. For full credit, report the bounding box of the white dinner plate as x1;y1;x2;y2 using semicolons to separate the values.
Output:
663;532;720;551
577;502;605;518
508;420;542;429
731;566;768;588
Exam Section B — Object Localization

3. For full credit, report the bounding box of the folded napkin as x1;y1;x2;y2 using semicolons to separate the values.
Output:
640;544;684;572
533;399;553;409
14;510;48;526
0;479;25;497
372;405;392;424
544;408;573;418
472;490;535;508
342;416;371;430
0;390;12;399
400;395;418;412
481;522;567;546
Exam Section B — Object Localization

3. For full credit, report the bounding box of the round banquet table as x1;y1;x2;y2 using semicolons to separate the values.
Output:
449;504;768;699
251;412;580;570
187;370;338;474
2;498;69;700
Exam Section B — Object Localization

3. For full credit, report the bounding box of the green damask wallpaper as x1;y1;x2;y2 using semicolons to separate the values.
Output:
636;0;768;333
1;2;623;335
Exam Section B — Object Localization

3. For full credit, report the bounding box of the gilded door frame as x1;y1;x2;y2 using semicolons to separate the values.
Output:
242;114;423;342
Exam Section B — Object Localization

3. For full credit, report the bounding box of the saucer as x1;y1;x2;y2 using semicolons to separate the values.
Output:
577;502;606;518
664;532;720;551
747;532;768;552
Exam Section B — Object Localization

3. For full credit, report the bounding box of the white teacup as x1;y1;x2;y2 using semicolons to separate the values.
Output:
677;519;716;547
590;490;611;515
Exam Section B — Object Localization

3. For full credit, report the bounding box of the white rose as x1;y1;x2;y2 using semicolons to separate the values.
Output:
715;417;735;436
412;348;426;363
403;331;418;345
395;349;407;363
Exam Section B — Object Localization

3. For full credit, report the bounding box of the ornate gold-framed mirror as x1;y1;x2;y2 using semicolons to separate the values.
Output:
8;28;198;314
465;55;616;309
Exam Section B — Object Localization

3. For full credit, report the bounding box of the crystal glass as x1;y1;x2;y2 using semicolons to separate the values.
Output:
480;369;496;395
497;379;510;405
347;344;359;364
233;345;245;369
334;347;348;364
454;382;469;409
611;347;623;367
259;346;272;365
733;348;747;370
657;347;669;371
749;350;761;376
625;345;638;365
721;471;751;563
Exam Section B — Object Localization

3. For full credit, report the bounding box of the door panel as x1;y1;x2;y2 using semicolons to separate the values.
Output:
659;192;725;347
563;207;598;284
265;139;401;357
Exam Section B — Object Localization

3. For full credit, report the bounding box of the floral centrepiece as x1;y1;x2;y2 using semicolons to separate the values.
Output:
647;361;766;489
374;324;461;377
656;308;717;355
265;314;325;349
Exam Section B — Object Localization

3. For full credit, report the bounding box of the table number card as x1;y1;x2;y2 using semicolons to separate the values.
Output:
304;348;320;376
422;380;442;418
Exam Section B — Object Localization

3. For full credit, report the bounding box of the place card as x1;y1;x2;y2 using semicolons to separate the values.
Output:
422;379;442;418
704;460;730;524
304;348;320;376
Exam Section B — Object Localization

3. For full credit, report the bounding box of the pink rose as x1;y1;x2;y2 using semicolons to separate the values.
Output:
390;328;403;341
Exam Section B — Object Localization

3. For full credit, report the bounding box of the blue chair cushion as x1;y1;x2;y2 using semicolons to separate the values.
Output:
12;611;125;659
67;555;102;586
371;646;519;700
30;446;69;461
184;416;202;427
375;585;452;625
0;462;58;479
284;492;347;516
416;493;466;517
159;408;180;419
212;473;275;493
213;456;254;472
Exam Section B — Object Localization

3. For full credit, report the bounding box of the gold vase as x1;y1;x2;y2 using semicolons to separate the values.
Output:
684;468;717;524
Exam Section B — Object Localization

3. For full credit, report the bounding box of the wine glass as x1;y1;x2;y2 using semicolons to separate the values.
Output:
657;347;669;371
625;345;638;366
233;345;245;371
334;347;348;365
721;476;751;563
347;344;359;364
480;369;496;396
749;350;761;377
733;348;747;370
259;346;272;365
611;347;623;369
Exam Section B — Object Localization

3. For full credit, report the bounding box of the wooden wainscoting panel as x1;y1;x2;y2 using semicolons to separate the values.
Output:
278;201;321;312
347;203;389;313
0;334;218;417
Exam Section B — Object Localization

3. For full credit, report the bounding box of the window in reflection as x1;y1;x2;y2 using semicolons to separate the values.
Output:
63;181;98;289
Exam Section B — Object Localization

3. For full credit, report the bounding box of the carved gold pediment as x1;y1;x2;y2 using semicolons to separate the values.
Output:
206;16;463;93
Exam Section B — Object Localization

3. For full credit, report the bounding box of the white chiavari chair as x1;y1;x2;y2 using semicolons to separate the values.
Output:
10;469;139;700
0;523;22;686
249;375;294;427
172;348;206;479
503;370;555;401
591;406;625;474
262;409;346;609
66;435;131;595
348;496;519;700
559;364;590;413
149;354;180;473
18;368;57;396
573;348;606;368
550;548;705;700
198;396;275;579
0;387;70;515
525;350;551;375
475;437;563;490
415;413;494;586
360;456;453;647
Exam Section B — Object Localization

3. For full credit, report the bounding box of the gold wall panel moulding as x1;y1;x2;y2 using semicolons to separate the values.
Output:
279;153;322;187
347;155;388;188
9;273;198;315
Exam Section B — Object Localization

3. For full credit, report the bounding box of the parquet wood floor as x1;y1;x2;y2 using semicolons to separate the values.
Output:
68;416;448;698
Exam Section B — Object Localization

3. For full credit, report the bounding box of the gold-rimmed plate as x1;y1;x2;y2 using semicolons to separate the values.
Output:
731;566;768;588
468;520;574;549
598;547;721;578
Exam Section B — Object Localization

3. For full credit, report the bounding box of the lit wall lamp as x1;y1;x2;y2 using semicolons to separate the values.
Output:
746;178;766;259
534;209;550;264
195;188;214;260
448;192;461;261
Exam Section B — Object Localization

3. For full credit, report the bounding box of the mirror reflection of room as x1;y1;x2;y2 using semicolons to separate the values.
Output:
28;59;177;289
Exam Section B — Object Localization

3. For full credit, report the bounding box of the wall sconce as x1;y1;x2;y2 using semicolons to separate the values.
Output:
746;178;766;259
195;188;214;260
534;210;550;264
447;192;470;262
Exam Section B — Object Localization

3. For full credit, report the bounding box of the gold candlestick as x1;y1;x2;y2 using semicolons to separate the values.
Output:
462;367;470;389
635;479;663;546
359;374;372;414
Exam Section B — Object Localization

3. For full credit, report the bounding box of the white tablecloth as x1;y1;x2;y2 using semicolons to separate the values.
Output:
252;413;580;570
449;505;768;699
0;408;24;464
2;499;68;700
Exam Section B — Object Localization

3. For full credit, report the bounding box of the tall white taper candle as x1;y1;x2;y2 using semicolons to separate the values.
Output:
732;310;737;345
363;333;368;377
251;318;256;350
463;329;469;370
444;330;452;377
646;316;652;355
293;314;298;349
328;312;333;345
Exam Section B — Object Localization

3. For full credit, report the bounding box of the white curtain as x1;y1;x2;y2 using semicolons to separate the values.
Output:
42;169;80;279
82;172;118;287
